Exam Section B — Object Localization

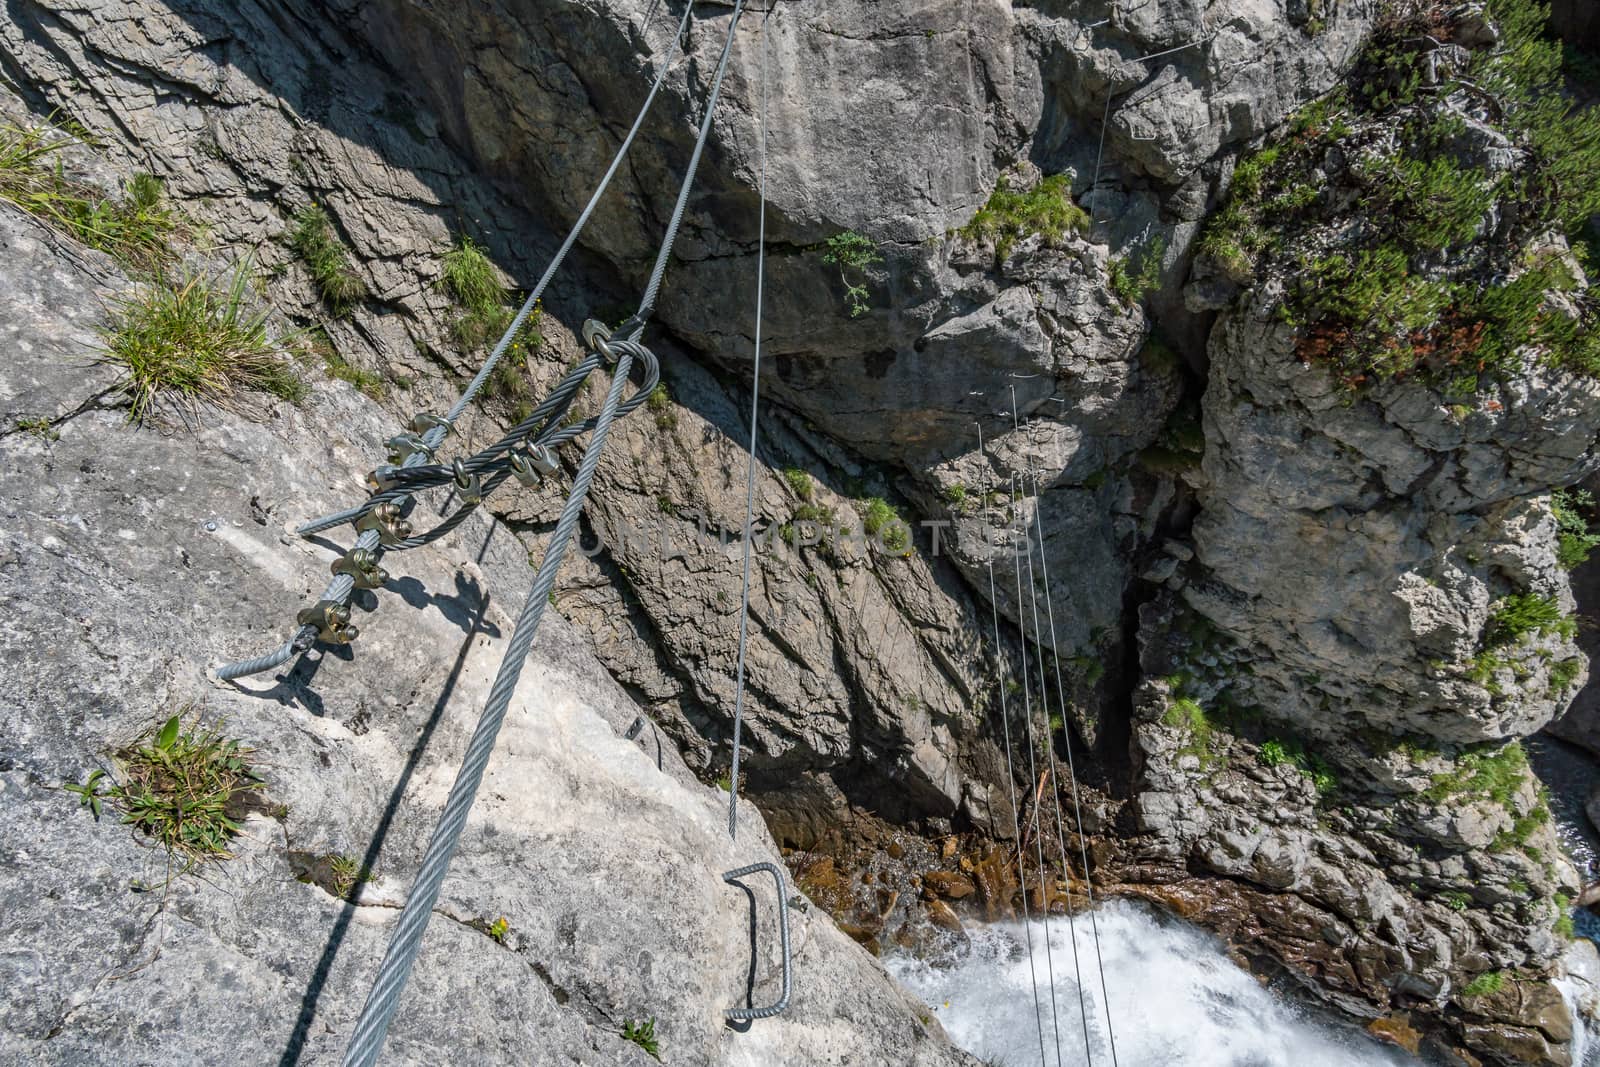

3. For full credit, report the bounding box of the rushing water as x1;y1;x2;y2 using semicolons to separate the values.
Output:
886;735;1600;1067
886;900;1417;1067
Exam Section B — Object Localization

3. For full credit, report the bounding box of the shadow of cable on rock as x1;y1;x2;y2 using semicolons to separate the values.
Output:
275;588;493;1067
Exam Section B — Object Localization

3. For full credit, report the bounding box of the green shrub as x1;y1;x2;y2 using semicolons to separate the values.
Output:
1460;971;1504;998
100;263;304;421
1259;740;1290;766
1108;236;1165;307
821;231;882;318
1554;489;1600;569
958;173;1088;260
645;382;675;430
288;204;367;314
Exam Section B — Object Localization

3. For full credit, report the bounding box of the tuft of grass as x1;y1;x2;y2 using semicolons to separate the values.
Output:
820;230;882;318
99;263;305;422
1483;593;1575;648
288;204;367;314
958;173;1088;261
441;234;519;347
645;382;676;430
1425;742;1530;806
322;348;386;399
621;1018;661;1060
1460;971;1504;998
782;467;814;500
861;496;910;553
0;120;175;271
66;712;261;866
329;854;374;900
14;416;59;440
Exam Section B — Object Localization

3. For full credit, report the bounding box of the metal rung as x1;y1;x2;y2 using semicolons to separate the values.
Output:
722;862;792;1022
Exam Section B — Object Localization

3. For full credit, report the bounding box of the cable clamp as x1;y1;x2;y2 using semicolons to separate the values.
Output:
366;466;403;492
451;458;484;505
509;443;560;487
354;500;413;547
332;546;389;590
385;433;434;466
295;599;360;644
408;412;451;436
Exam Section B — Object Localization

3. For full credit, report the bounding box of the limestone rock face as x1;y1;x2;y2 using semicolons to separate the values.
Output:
0;206;973;1066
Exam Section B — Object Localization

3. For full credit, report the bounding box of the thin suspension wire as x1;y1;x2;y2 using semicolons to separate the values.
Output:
977;424;1051;1067
1008;468;1066;1067
1013;407;1094;1064
727;2;771;840
1032;468;1122;1067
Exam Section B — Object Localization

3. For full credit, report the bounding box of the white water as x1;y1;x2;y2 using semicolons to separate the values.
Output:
886;900;1417;1067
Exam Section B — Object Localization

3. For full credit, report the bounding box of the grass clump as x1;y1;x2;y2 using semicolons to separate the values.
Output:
958;173;1088;261
783;467;813;499
65;712;261;866
0;121;175;271
1483;592;1575;647
820;230;882;318
14;415;58;440
288;204;367;314
1554;488;1600;569
645;382;675;430
1197;0;1600;395
621;1018;661;1060
1460;971;1505;998
861;496;910;553
100;263;304;422
1424;742;1530;805
441;234;524;348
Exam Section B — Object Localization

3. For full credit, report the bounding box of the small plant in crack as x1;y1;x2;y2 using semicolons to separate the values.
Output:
288;203;368;314
329;854;374;900
488;915;510;944
621;1018;661;1060
65;710;262;868
820;230;882;318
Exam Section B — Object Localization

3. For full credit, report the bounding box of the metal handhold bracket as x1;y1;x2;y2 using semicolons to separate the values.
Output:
354;501;413;547
721;862;792;1022
296;599;359;644
332;547;389;590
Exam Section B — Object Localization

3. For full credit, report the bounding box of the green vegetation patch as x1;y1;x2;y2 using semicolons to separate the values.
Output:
958;173;1088;261
1424;741;1530;805
1108;236;1165;308
820;230;882;318
1258;737;1339;795
66;712;262;866
288;204;367;314
1195;0;1600;395
860;495;910;553
100;263;305;421
621;1018;661;1060
0;120;175;271
1460;971;1505;998
1555;488;1600;569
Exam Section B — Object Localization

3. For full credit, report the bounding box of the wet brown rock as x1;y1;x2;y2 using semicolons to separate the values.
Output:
926;899;964;934
1368;1014;1423;1056
923;872;976;900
